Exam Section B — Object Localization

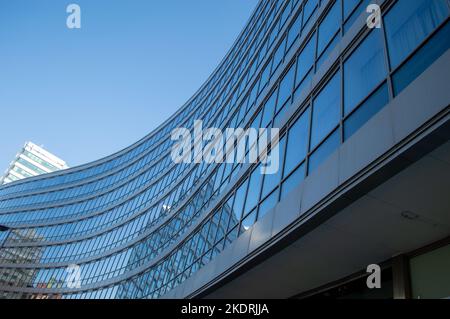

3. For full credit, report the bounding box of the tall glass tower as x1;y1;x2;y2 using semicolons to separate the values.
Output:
0;142;68;185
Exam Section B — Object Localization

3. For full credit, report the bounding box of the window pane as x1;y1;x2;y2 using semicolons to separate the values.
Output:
296;33;316;86
344;30;387;115
258;190;278;220
385;0;449;69
287;11;303;49
261;90;277;128
317;31;340;69
393;20;450;95
232;180;248;222
303;0;319;25
243;166;263;216
311;71;341;149
344;83;389;140
240;209;257;234
259;59;272;93
284;108;310;177
281;163;306;199
276;64;295;113
224;226;238;249
294;68;313;102
344;0;371;33
317;0;341;57
279;2;292;29
343;0;361;20
309;129;340;173
272;38;286;74
261;137;286;199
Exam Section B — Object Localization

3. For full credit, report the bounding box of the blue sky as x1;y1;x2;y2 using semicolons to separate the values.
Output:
0;0;258;169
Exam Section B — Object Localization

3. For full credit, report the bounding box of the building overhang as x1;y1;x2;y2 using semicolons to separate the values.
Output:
162;49;450;299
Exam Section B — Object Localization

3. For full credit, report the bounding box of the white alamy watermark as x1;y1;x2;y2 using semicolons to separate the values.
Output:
366;264;382;289
66;4;81;29
171;120;280;174
366;4;382;29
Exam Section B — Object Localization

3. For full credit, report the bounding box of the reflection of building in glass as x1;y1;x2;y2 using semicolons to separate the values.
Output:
0;0;449;299
0;142;68;185
0;229;44;299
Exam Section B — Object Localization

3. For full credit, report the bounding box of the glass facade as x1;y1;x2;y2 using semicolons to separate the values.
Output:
0;0;449;299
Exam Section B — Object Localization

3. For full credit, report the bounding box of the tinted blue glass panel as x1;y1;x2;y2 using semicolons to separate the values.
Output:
232;180;248;221
344;30;387;115
344;0;371;33
259;59;272;92
244;166;263;215
279;2;292;29
343;0;361;20
284;108;310;177
287;11;303;50
224;226;238;249
316;31;340;69
276;64;296;112
222;202;234;231
294;69;313;101
344;83;389;140
258;189;278;220
309;129;340;173
317;0;341;57
241;210;257;233
261;137;286;199
281;163;305;199
261;90;277;128
274;100;289;125
272;38;286;74
393;20;450;95
303;0;319;25
296;33;316;86
311;71;341;149
385;0;449;69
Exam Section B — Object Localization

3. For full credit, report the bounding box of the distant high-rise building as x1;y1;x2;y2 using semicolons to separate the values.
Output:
0;142;68;185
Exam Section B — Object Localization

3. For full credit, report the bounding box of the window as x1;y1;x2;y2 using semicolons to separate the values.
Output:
259;59;272;93
317;0;341;59
281;163;306;199
344;30;387;115
258;190;278;220
344;0;371;33
279;2;292;29
222;197;235;232
232;180;248;222
273;38;286;74
241;210;257;233
261;137;286;199
309;129;340;173
384;0;449;70
343;0;361;20
277;64;295;114
303;0;319;26
344;83;389;140
392;20;450;95
287;11;303;50
295;33;316;87
224;226;238;249
284;108;310;177
268;24;279;49
311;71;341;150
243;166;263;216
261;90;277;128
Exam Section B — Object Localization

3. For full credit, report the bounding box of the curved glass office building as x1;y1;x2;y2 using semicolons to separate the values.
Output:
1;0;450;299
